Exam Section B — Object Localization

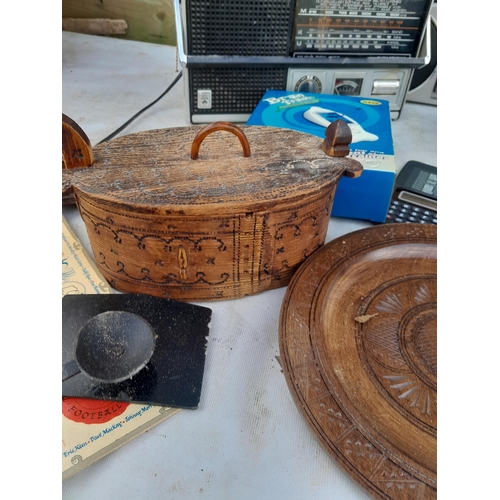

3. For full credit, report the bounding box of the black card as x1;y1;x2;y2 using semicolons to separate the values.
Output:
62;294;212;409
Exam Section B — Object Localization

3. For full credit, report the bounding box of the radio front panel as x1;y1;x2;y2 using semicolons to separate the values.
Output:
175;0;434;123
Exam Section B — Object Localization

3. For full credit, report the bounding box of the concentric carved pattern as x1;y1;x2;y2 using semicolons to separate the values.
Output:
279;224;437;500
359;279;437;432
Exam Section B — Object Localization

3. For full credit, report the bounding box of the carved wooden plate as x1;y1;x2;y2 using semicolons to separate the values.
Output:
279;224;437;499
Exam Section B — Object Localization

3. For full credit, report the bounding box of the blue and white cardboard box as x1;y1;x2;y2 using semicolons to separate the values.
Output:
246;90;396;223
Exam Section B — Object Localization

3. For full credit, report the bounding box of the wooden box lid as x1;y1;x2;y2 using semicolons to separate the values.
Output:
63;120;362;214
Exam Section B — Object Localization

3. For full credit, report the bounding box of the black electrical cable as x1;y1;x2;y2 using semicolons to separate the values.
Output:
96;71;183;145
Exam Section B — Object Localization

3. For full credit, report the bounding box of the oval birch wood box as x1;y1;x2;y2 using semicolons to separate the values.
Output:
62;118;362;301
279;224;437;499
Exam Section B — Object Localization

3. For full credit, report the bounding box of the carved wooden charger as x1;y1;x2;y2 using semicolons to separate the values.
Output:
279;224;437;499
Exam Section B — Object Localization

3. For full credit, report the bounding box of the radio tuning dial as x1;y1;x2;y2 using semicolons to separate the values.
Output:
294;75;322;94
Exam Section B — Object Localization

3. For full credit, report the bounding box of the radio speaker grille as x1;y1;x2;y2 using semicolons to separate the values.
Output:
186;0;294;56
189;67;287;115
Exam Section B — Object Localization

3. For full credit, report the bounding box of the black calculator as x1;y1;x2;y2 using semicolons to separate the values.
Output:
385;161;437;225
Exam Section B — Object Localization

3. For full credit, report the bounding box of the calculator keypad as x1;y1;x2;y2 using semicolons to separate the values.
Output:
385;200;437;225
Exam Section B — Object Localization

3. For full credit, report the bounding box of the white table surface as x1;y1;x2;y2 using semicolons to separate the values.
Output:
62;31;437;500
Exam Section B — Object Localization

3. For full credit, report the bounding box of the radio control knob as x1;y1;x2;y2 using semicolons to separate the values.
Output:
295;75;322;93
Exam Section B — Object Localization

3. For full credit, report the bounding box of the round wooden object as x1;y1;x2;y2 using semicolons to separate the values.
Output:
279;224;437;499
63;124;362;301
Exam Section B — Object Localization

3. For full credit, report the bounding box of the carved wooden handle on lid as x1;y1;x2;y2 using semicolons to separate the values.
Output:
190;121;251;160
62;113;94;169
322;120;362;179
321;120;352;158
